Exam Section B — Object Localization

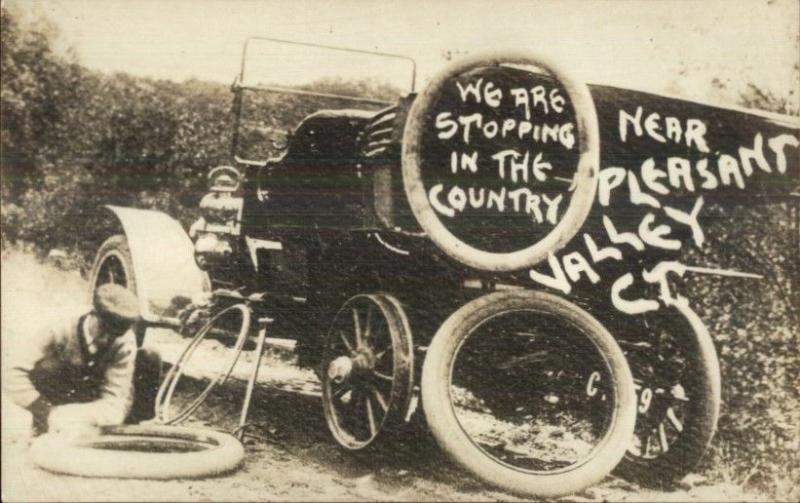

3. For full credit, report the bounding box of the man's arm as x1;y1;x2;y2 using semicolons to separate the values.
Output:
4;326;54;410
4;322;67;432
66;333;137;425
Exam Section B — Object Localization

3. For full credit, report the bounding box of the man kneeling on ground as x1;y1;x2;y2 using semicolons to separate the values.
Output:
5;284;162;435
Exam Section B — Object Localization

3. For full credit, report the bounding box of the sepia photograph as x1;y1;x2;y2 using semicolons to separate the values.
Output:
1;0;798;501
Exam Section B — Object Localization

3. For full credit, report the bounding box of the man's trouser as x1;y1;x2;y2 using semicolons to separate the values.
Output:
29;348;162;432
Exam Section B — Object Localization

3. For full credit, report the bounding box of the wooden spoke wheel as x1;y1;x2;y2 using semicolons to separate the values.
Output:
322;294;414;450
89;234;146;344
614;302;720;485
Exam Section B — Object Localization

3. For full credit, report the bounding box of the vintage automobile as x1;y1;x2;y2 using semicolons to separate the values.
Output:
88;38;799;496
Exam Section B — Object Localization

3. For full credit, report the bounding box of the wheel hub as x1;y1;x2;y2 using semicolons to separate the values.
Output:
328;349;377;385
327;356;354;385
352;347;376;372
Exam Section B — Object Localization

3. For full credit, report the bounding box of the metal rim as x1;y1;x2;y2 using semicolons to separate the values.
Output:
155;303;251;425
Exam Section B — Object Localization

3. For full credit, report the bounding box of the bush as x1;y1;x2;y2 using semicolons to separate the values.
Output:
681;203;799;497
0;6;391;261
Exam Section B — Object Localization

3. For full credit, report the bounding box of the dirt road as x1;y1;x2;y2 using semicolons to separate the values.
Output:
0;250;764;502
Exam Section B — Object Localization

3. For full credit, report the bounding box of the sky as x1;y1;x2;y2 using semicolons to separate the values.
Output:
10;0;800;110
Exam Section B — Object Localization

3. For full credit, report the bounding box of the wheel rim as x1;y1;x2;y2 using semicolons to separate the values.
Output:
322;294;412;450
448;308;620;474
156;304;251;425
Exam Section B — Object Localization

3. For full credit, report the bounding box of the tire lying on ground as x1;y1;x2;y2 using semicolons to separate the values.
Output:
30;425;244;479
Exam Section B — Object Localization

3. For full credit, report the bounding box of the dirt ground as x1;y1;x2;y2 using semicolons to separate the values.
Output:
0;250;766;502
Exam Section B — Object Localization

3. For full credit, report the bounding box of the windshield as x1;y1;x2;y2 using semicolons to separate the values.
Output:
233;37;416;162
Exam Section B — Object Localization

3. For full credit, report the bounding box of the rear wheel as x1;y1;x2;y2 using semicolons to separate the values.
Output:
421;290;636;498
613;302;720;485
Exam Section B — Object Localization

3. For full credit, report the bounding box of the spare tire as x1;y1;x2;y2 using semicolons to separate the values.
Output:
421;290;636;498
402;51;599;271
30;425;244;479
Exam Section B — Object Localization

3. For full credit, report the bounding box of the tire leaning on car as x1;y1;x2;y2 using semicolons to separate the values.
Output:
421;290;638;498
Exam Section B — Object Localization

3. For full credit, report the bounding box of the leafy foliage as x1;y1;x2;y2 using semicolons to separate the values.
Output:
0;6;393;259
679;203;799;498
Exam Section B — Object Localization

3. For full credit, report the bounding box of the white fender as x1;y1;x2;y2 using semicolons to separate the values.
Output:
105;205;209;318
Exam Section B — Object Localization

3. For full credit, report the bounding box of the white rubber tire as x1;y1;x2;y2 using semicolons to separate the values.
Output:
30;425;244;479
421;290;637;498
402;51;599;271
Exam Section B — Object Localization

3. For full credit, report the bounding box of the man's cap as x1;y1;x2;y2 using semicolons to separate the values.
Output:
93;284;140;323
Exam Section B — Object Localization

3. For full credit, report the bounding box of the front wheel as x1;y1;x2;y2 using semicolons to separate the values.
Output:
321;294;414;450
421;290;636;498
90;234;137;295
89;234;145;344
